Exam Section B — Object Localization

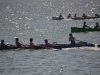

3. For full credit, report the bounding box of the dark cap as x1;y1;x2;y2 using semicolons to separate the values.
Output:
1;40;4;42
69;33;72;36
30;38;33;41
44;39;48;41
15;38;19;41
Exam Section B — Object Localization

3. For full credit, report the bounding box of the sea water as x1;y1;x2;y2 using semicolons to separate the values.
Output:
0;0;100;75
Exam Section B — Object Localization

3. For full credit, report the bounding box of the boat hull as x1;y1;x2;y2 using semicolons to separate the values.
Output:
52;17;64;20
72;17;100;20
71;27;100;33
52;16;100;20
0;42;95;50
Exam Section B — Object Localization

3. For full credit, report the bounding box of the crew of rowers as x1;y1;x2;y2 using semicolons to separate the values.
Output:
0;38;52;47
0;33;77;47
83;21;100;29
59;13;100;19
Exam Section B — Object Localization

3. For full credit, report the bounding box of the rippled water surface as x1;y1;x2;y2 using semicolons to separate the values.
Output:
0;0;100;75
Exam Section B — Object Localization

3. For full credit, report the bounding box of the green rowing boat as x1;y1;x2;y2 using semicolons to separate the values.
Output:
71;27;100;33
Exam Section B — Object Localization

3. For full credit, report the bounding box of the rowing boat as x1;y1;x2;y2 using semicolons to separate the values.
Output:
52;16;100;20
52;16;64;20
0;41;99;50
71;27;100;33
71;17;100;20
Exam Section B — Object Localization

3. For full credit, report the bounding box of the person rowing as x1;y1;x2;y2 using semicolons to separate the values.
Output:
0;40;7;47
69;33;76;45
94;22;100;29
29;38;37;47
15;38;26;47
44;39;51;47
59;13;64;19
95;13;99;17
82;13;88;18
83;21;92;29
74;14;77;18
67;13;72;18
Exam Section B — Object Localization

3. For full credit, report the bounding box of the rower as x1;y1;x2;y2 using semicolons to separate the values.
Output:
0;40;7;46
44;39;51;47
69;33;76;45
29;38;36;47
15;38;26;47
94;22;100;29
95;13;99;17
82;13;87;18
67;14;72;18
74;14;77;18
83;21;92;29
59;13;64;19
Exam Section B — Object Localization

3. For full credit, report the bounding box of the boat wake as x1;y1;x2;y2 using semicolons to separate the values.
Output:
62;47;100;51
79;47;100;51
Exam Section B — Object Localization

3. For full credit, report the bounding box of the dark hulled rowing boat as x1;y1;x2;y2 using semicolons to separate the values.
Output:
52;16;64;20
71;17;100;20
0;41;99;50
52;16;100;20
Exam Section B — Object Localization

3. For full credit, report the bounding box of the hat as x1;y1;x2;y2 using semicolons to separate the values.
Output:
15;38;19;41
44;39;48;41
69;33;72;36
1;40;4;42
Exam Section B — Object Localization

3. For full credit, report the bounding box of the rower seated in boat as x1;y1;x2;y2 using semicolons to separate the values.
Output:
67;14;72;18
74;14;77;18
29;38;37;47
95;13;99;17
83;21;92;29
44;39;51;47
94;22;100;29
69;33;76;45
59;13;64;19
15;38;26;47
82;13;88;18
0;40;7;47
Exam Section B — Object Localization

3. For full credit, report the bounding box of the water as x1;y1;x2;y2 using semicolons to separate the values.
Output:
0;0;100;75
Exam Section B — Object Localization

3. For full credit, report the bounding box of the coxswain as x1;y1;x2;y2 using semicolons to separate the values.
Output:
94;22;100;29
44;39;51;47
83;21;92;29
0;40;7;46
69;33;76;45
29;38;36;47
